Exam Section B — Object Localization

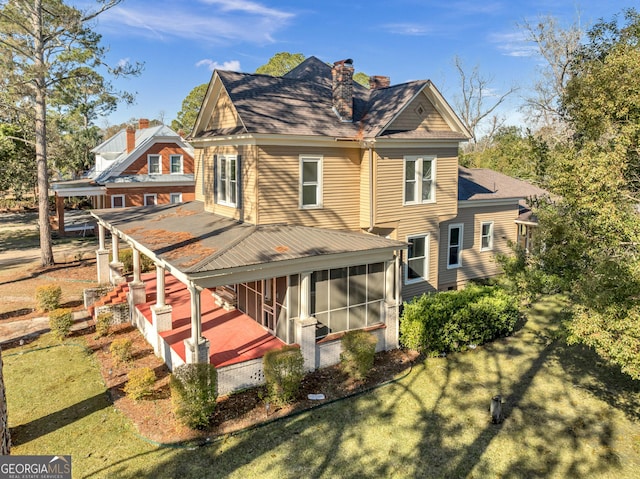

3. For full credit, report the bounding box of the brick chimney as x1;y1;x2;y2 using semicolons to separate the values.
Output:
126;125;135;153
369;75;391;90
138;118;149;129
332;59;354;122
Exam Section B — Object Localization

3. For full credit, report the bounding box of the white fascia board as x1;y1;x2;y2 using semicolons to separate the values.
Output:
190;134;366;149
52;186;106;197
104;180;195;188
373;138;463;149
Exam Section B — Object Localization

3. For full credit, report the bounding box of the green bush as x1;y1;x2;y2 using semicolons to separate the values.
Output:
110;338;133;364
340;330;378;380
114;249;155;275
170;364;218;429
95;312;113;337
263;346;304;406
400;285;519;354
49;308;73;340
124;367;156;401
35;284;62;312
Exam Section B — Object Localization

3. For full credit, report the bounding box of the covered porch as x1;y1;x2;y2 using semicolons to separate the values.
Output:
90;202;406;394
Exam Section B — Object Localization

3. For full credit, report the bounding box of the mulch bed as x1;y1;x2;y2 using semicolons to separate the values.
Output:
84;322;419;444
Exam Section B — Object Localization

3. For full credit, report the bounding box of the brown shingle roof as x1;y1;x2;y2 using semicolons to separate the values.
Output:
196;56;456;140
458;166;548;201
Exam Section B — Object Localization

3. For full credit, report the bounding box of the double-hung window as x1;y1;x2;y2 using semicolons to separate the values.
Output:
448;224;463;268
404;155;435;204
300;155;323;209
148;154;161;175
170;193;182;204
170;155;183;174
406;234;429;283
217;155;238;207
144;193;157;206
480;221;494;251
111;195;125;208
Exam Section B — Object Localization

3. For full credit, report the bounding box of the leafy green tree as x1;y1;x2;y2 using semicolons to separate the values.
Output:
255;52;305;76
0;0;141;266
171;83;208;133
0;123;36;198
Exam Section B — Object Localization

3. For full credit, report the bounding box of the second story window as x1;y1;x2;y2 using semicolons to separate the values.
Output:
300;155;323;209
148;154;161;175
404;156;435;205
170;155;183;174
217;155;238;207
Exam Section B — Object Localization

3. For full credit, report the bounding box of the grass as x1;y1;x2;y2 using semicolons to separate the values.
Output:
5;295;640;478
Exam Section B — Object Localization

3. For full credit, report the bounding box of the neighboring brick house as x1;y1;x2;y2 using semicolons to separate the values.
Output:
89;57;543;393
51;119;195;234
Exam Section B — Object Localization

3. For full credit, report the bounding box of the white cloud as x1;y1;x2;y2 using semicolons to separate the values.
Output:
97;0;294;44
196;59;241;71
117;58;130;68
489;31;538;57
383;23;431;36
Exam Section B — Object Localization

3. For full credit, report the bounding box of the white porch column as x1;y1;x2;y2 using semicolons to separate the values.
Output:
184;283;210;364
109;234;124;284
295;272;317;371
128;247;146;310
151;265;173;356
384;255;401;350
96;224;110;284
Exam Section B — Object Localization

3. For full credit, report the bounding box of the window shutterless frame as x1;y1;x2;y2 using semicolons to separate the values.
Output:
111;194;125;208
299;155;323;209
403;155;436;205
147;154;162;175
405;233;429;284
447;223;463;268
169;154;183;174
480;221;494;251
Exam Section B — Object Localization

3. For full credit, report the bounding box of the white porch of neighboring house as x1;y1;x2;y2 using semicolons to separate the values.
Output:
51;179;106;236
90;202;405;395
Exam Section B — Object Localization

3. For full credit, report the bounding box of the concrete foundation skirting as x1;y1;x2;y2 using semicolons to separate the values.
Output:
217;358;265;396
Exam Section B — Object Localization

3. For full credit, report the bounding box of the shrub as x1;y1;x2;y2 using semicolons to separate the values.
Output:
49;308;73;340
400;284;519;354
115;249;155;275
263;346;304;406
110;338;133;364
95;312;113;337
124;367;156;401
340;330;378;380
170;364;218;429
35;284;62;312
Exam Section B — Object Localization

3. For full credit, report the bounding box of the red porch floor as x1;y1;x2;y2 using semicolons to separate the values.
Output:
135;272;286;368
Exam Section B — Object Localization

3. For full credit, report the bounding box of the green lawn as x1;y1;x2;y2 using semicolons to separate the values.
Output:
5;296;640;478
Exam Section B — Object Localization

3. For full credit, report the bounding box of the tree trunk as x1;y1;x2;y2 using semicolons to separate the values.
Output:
0;347;10;455
32;0;54;267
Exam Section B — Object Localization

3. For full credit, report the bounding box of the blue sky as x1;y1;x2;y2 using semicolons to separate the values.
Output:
90;0;633;130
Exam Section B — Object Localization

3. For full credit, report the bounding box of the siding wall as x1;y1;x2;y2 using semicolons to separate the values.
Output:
195;144;258;223
359;148;371;229
375;146;459;299
122;143;194;175
387;91;452;133
205;91;242;132
438;203;519;289
257;145;362;230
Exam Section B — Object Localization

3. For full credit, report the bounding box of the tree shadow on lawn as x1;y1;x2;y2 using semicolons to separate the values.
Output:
87;297;636;478
11;391;111;446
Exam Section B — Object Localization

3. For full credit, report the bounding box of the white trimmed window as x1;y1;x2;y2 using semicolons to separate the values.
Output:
111;194;125;208
144;193;157;206
170;154;183;174
404;155;435;205
300;155;323;209
480;221;494;251
448;224;463;268
147;154;162;175
406;234;429;283
217;155;238;206
170;193;182;204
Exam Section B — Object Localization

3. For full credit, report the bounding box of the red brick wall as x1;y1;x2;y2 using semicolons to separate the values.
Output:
106;186;195;207
123;143;195;175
